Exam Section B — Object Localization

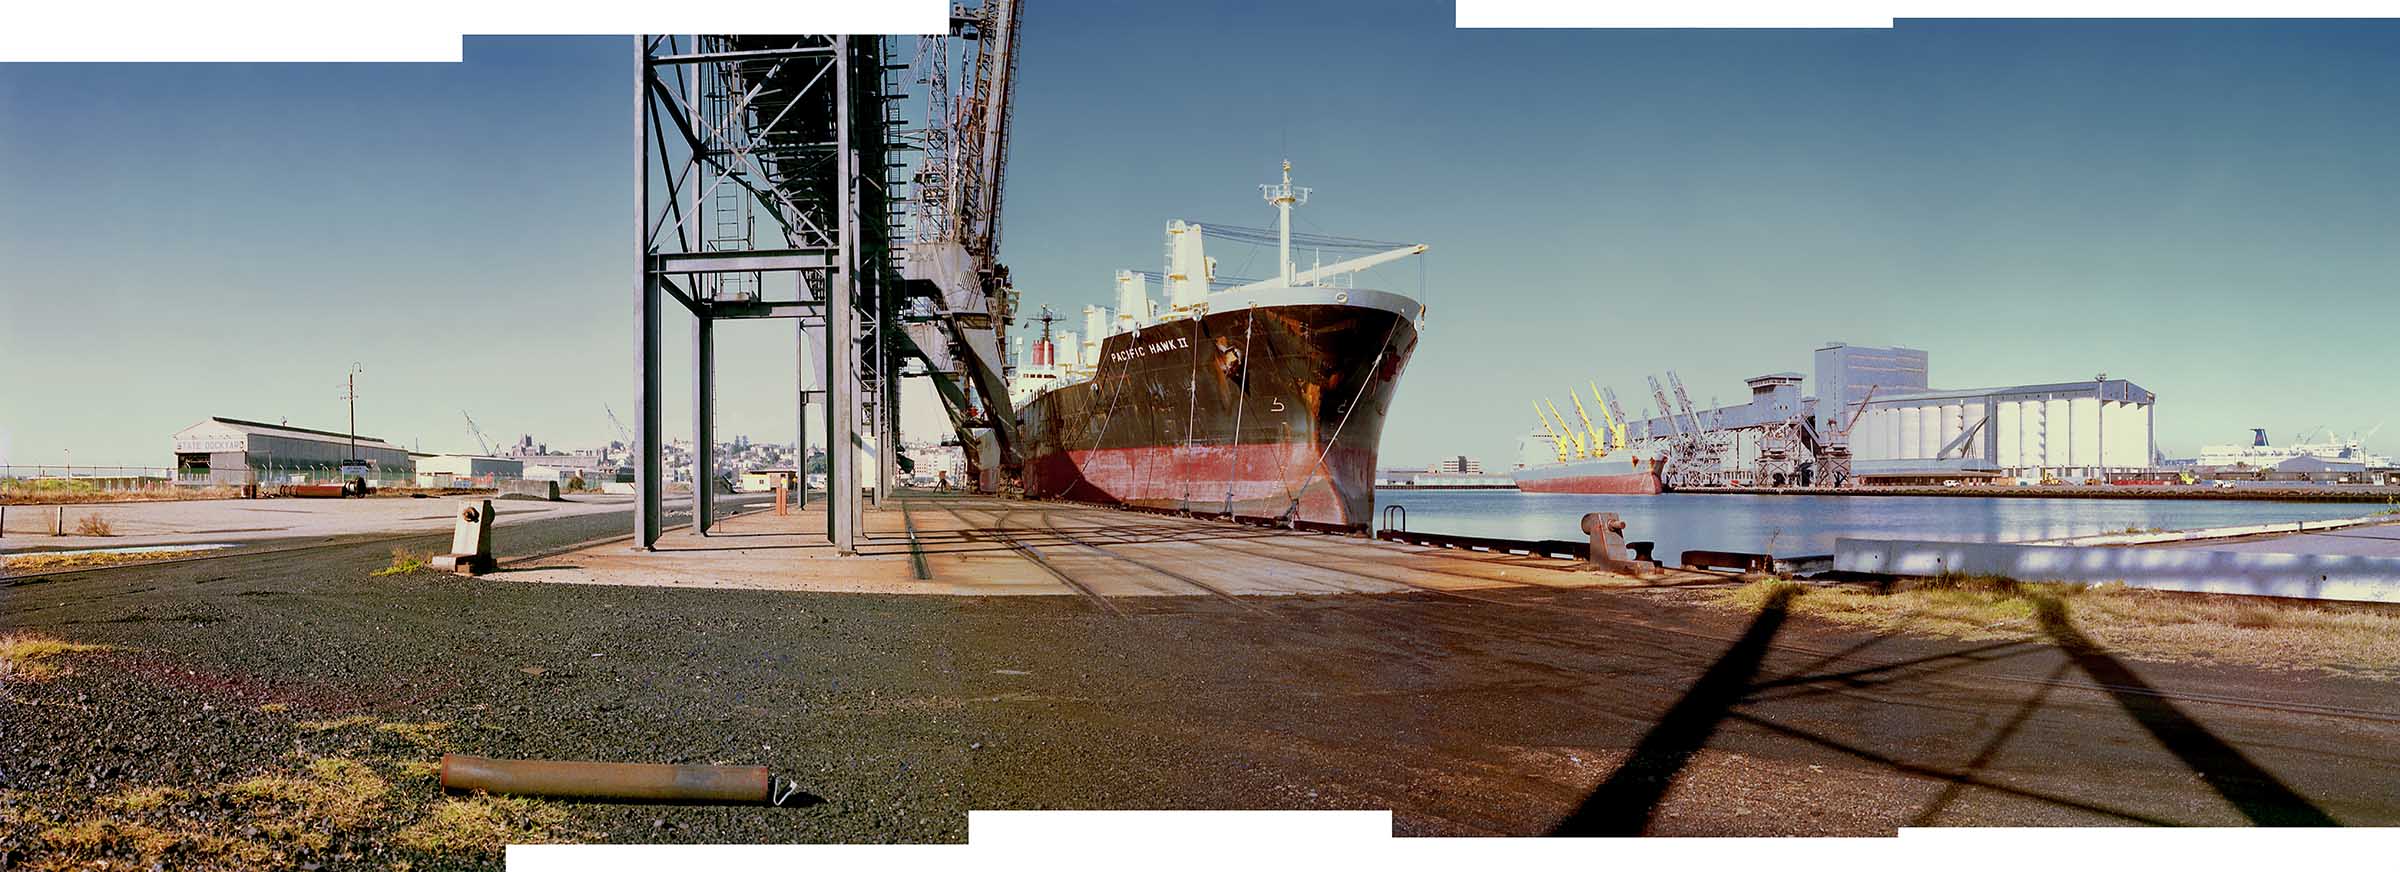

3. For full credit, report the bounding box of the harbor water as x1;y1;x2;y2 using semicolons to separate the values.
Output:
1371;490;2382;562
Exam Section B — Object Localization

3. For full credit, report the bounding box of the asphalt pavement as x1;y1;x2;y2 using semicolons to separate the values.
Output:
4;498;2396;869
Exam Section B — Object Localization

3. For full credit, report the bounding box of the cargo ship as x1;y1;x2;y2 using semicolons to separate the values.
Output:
1513;451;1667;494
1009;163;1427;531
1509;390;1667;494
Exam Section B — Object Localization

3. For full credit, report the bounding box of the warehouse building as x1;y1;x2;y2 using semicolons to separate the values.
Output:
413;454;525;488
172;417;414;486
1849;378;2155;484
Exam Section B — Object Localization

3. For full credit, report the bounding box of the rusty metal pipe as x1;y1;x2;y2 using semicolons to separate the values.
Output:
440;754;774;804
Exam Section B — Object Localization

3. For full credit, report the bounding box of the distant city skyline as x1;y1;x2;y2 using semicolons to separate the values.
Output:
5;11;2397;469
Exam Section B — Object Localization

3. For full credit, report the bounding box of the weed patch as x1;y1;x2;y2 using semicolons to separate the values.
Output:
0;632;111;683
1710;577;2400;678
395;794;575;856
372;547;431;577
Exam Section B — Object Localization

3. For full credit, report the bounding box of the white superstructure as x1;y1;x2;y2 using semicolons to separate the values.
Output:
2196;428;2391;469
1004;162;1429;407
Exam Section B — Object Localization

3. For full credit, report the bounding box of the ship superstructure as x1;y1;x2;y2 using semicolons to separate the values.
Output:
1010;162;1429;529
2196;427;2392;469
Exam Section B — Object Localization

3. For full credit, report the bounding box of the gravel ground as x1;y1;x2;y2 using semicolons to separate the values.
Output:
5;502;2397;869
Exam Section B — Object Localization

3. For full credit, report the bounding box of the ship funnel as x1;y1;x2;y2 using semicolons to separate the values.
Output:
2253;428;2269;447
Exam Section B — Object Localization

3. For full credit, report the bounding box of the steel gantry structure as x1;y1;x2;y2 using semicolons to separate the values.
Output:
635;34;904;554
634;12;1024;555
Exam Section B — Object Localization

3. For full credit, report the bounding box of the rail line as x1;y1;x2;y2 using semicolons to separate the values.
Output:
1027;508;1273;614
1028;501;2400;727
925;500;1124;618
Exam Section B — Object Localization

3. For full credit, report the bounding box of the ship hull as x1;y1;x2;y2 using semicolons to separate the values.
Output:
1016;293;1419;532
1513;457;1667;495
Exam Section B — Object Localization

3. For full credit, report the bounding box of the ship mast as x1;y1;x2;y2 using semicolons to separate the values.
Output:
1225;160;1427;296
1261;160;1310;286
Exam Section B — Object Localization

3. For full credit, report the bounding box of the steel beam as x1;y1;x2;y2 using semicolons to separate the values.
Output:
693;315;716;534
827;35;859;554
707;300;825;320
651;45;833;65
634;38;663;550
653;250;832;274
796;294;813;510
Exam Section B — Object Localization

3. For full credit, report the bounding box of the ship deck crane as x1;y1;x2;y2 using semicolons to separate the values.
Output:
1600;387;1632;443
1569;393;1609;458
1590;383;1628;451
1544;399;1588;459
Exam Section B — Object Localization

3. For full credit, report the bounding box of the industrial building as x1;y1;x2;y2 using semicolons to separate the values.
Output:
1848;378;2155;484
1427;455;1485;475
413;454;525;488
172;417;414;486
1591;342;2158;486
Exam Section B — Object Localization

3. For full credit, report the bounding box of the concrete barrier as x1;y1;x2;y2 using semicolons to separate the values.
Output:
2023;515;2391;547
496;480;562;501
1834;538;2400;603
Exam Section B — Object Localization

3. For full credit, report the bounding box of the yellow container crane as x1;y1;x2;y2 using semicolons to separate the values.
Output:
1545;399;1589;459
1570;392;1610;458
1590;382;1628;451
1533;401;1572;463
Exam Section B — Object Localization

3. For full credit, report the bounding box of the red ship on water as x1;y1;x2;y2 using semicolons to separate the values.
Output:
1009;163;1428;532
1510;387;1668;495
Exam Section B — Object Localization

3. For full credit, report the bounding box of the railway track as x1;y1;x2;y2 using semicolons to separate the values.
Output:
1025;499;2400;727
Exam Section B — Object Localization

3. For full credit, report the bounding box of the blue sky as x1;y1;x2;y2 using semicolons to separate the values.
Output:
4;9;2397;469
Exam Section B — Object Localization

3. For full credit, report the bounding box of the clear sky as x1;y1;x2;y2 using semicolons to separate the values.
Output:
4;9;2397;470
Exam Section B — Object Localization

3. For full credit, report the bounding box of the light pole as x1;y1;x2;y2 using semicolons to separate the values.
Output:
343;363;364;465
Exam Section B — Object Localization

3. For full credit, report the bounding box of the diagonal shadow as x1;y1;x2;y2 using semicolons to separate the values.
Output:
2027;594;2339;826
1549;585;1797;836
1906;659;2074;826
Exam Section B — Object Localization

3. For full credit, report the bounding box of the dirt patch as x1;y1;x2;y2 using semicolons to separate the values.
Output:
1711;577;2400;678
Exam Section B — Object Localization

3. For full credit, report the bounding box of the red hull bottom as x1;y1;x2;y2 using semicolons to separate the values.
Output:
1023;442;1376;530
1515;473;1665;495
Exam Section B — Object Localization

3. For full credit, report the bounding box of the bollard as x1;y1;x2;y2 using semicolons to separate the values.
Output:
55;506;66;537
1581;512;1661;577
774;480;789;516
429;499;497;575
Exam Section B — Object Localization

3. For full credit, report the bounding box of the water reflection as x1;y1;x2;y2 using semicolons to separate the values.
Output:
1371;490;2375;562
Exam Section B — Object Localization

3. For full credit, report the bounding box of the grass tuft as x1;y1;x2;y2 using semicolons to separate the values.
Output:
298;714;376;732
395;794;575;856
0;632;111;683
1711;576;2400;677
373;720;451;749
72;513;114;536
373;547;432;577
2;548;187;573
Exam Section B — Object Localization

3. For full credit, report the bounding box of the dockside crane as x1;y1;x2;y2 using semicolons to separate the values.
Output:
1812;384;1879;487
605;405;632;445
462;411;494;456
1647;376;1682;440
1600;386;1633;444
